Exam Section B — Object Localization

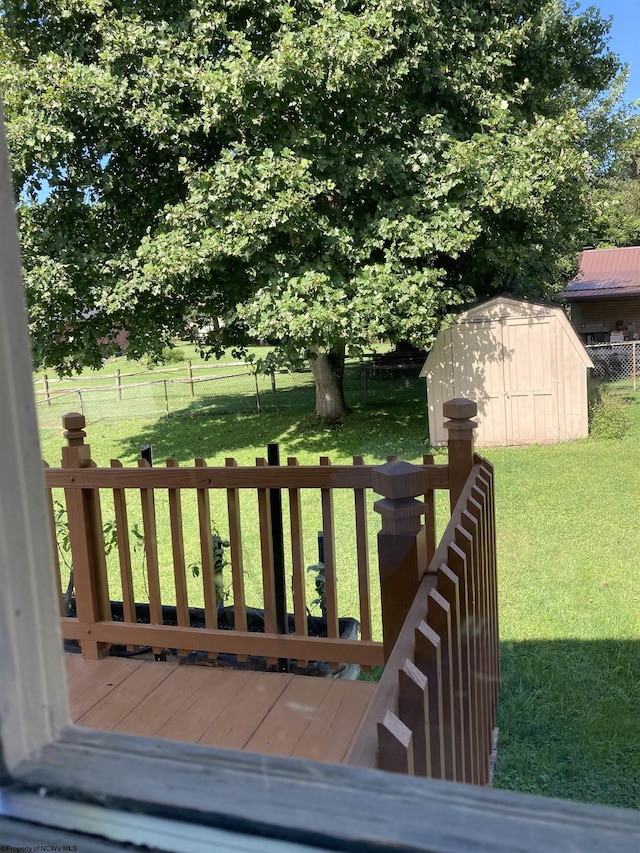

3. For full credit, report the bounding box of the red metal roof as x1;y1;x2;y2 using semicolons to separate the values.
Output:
561;247;640;300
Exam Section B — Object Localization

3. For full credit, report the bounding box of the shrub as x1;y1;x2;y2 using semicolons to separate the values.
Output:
143;346;185;368
589;385;630;439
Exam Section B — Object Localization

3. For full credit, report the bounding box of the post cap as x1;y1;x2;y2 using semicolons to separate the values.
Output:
62;412;85;431
372;459;426;500
62;412;86;445
443;398;477;420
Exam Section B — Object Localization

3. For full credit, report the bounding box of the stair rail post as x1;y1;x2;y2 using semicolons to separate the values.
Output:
373;460;427;662
61;412;110;659
443;399;478;511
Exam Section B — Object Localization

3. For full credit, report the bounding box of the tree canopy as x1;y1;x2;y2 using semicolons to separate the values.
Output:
1;0;623;416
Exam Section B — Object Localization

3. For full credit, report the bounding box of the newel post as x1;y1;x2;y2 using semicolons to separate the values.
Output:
444;398;478;512
373;461;427;662
61;412;110;659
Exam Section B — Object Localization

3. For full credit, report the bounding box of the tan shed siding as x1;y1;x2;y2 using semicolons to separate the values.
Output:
557;318;587;441
426;329;456;446
466;320;506;447
555;318;567;441
570;298;640;336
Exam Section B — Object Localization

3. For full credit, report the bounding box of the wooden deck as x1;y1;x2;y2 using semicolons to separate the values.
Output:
65;653;375;763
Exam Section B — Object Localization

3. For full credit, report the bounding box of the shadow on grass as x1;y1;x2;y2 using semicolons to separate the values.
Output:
495;639;640;810
116;380;432;464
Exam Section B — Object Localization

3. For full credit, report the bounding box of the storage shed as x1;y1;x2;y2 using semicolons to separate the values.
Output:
420;296;594;447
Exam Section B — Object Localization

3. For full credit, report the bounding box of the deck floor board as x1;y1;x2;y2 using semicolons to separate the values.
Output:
66;654;375;763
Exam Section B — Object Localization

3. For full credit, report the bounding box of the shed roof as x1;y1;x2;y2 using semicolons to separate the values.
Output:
419;295;592;378
561;247;640;301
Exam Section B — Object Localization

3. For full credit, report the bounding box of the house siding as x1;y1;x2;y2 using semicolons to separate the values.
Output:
570;298;640;341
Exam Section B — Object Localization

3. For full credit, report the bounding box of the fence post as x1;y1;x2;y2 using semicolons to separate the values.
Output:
44;374;51;406
115;368;122;401
188;360;194;397
61;412;111;659
373;460;426;662
444;399;477;512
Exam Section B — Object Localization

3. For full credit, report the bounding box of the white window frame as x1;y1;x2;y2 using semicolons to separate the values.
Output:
0;109;638;852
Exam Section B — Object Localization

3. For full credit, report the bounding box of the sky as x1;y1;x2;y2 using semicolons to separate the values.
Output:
577;1;640;106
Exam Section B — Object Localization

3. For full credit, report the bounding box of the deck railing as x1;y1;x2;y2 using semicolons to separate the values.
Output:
346;401;499;783
44;397;498;761
43;412;461;669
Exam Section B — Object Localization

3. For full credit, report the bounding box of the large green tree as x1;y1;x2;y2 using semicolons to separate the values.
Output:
1;0;621;417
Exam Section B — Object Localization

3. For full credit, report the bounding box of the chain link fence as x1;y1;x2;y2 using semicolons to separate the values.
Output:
586;342;640;390
34;356;426;429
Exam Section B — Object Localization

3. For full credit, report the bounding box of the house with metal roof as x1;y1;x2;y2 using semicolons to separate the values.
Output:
560;246;640;343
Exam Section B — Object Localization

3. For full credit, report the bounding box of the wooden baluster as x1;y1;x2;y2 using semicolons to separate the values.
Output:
287;458;308;667
444;399;477;511
372;460;426;662
256;458;277;666
320;457;339;644
446;538;476;784
61;413;110;659
225;458;247;661
377;710;414;775
453;524;481;784
461;501;489;786
353;456;372;660
423;453;437;569
111;459;135;651
478;460;500;703
469;481;494;757
414;621;445;778
426;588;457;780
195;459;218;654
436;563;466;783
167;459;189;656
398;658;431;777
138;457;164;659
43;461;64;617
474;469;499;748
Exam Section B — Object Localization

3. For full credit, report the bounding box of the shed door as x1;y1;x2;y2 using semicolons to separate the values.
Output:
503;318;557;444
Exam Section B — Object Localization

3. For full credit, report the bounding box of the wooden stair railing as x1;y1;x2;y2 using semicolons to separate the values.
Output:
346;399;500;785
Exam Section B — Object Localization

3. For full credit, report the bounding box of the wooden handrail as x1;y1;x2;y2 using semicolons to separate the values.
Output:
45;463;450;490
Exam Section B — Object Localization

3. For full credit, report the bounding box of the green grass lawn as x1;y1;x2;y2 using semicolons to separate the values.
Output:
39;373;640;810
34;343;398;429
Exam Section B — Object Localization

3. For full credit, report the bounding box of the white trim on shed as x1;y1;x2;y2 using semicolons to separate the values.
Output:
421;297;594;447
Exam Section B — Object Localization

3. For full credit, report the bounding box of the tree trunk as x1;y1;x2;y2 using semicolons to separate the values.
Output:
309;345;350;420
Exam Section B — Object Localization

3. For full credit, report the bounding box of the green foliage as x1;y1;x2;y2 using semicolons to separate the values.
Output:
53;499;119;615
143;345;185;368
306;560;326;618
587;107;640;247
588;384;630;439
1;1;624;409
189;530;231;604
